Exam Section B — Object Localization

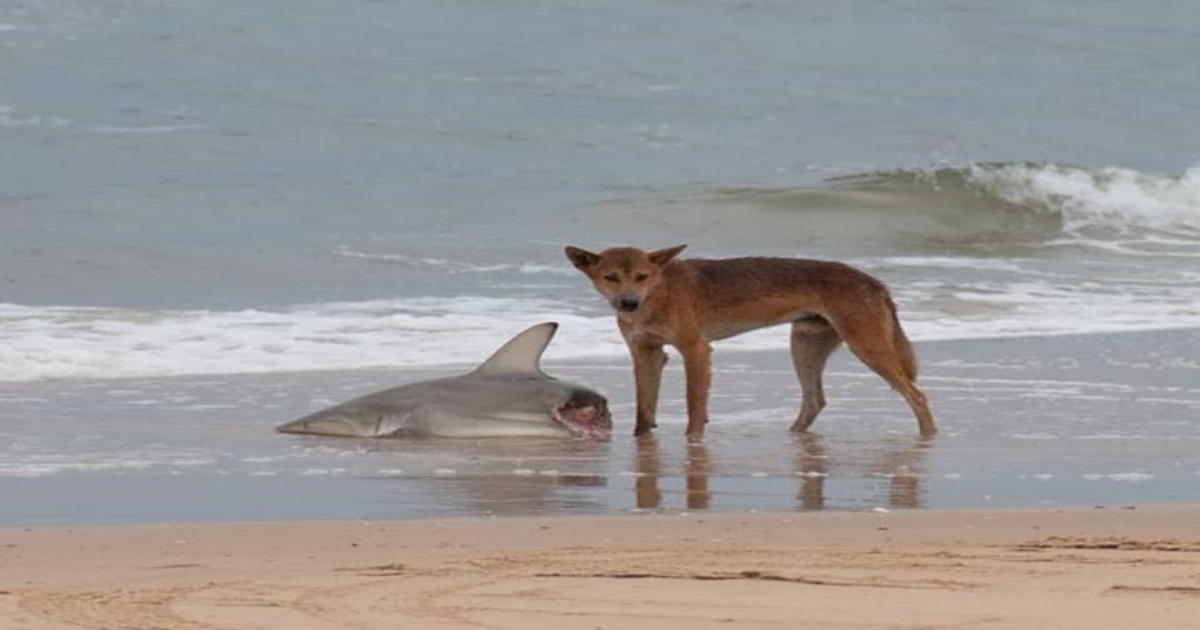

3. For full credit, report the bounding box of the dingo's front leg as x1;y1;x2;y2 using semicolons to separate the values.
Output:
679;338;712;437
629;341;667;436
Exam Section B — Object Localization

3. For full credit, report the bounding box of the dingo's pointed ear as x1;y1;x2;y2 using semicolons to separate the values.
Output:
565;246;601;270
648;244;687;267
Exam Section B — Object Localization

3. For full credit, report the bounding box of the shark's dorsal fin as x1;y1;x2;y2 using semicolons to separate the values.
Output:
470;322;558;377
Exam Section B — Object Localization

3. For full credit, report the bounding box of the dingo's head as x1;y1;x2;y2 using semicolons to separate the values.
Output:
564;245;687;315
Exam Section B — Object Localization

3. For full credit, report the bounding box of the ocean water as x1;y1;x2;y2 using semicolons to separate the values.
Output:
1;1;1198;522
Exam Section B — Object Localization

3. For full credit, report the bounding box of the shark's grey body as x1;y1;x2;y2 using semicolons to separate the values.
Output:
275;323;611;439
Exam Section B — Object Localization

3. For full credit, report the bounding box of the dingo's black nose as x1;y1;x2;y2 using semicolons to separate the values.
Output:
617;296;640;312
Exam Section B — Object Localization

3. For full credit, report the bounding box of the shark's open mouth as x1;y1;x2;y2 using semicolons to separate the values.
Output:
553;392;612;439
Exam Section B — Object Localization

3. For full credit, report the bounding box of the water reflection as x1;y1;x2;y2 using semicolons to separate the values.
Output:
427;472;608;516
867;436;934;510
369;437;613;517
635;436;713;510
362;431;934;518
634;435;662;509
794;433;827;510
633;433;934;511
685;439;712;510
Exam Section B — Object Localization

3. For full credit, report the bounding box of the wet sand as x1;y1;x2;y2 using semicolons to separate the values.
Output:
4;506;1200;629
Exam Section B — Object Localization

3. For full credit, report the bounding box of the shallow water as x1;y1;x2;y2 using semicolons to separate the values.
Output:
2;329;1196;525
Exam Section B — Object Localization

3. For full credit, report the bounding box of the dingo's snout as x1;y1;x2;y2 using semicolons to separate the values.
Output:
616;294;641;312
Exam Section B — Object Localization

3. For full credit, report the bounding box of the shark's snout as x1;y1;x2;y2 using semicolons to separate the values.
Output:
553;390;612;439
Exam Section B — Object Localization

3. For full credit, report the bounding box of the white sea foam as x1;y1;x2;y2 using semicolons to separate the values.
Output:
0;460;155;478
0;445;234;478
0;297;628;382
2;275;1199;381
1010;433;1058;441
0;105;71;129
899;278;1200;342
1074;433;1148;441
873;256;1029;272
87;124;201;134
1082;472;1155;482
0;258;1195;381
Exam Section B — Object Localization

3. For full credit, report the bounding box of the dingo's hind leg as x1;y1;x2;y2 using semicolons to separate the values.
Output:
832;308;936;436
788;319;842;432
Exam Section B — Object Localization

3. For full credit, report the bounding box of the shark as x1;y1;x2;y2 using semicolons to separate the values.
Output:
275;322;611;439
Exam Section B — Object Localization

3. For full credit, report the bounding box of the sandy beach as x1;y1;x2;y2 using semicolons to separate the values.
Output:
4;506;1200;629
5;2;1199;628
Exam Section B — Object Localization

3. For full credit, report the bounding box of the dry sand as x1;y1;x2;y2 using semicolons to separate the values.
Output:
4;506;1200;629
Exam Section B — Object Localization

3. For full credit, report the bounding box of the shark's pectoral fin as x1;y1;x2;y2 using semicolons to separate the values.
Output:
469;322;558;377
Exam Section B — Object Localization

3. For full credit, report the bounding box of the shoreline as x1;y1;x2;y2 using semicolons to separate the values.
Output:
5;505;1200;628
4;500;1198;535
3;326;1199;526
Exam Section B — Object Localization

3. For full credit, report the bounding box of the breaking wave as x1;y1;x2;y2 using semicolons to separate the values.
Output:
708;162;1200;245
956;163;1200;237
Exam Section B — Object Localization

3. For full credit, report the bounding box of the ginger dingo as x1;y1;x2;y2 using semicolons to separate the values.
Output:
565;245;936;438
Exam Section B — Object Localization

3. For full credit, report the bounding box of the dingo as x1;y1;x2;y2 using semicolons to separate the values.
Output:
565;245;936;437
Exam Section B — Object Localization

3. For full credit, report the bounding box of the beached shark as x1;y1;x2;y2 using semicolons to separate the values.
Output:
275;322;611;439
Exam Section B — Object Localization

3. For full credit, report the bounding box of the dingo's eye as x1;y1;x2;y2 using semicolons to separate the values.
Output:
603;273;620;283
634;273;649;282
